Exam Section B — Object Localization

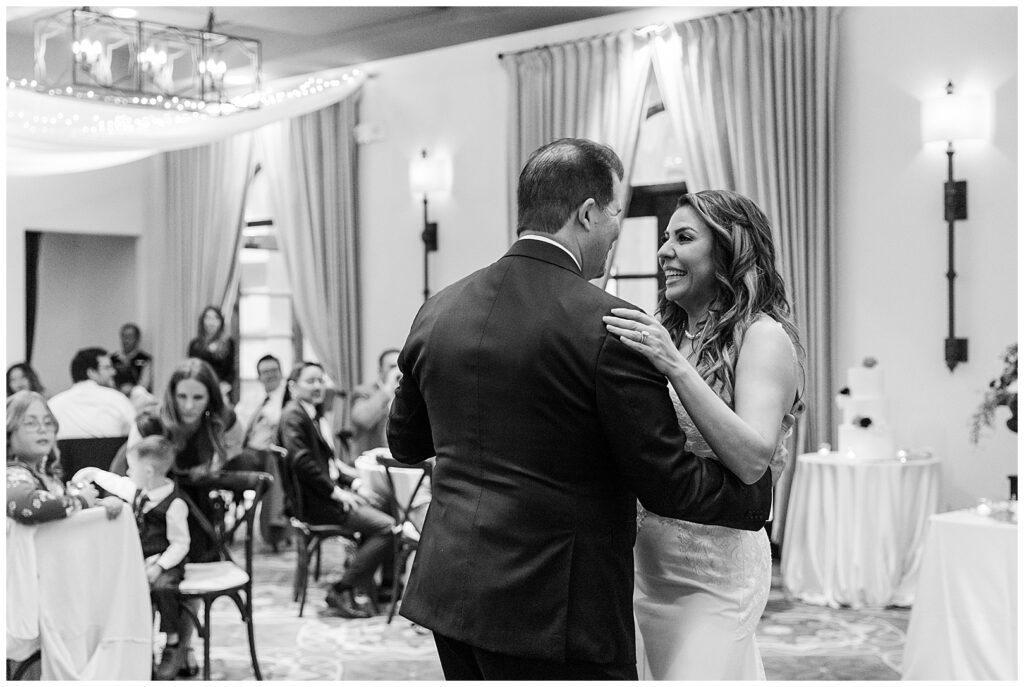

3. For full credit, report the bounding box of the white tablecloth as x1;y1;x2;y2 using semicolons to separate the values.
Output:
355;449;431;530
901;508;1018;680
781;452;941;608
6;507;152;679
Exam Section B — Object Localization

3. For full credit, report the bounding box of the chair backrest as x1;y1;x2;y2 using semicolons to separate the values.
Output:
375;456;431;534
57;436;127;481
175;471;272;574
270;445;309;524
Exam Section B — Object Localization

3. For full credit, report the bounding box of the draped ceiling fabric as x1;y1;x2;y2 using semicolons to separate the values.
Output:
255;95;362;400
6;68;367;176
154;133;257;392
501;31;653;250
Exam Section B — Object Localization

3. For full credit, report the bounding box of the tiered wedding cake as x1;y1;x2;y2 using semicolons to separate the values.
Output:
835;357;896;460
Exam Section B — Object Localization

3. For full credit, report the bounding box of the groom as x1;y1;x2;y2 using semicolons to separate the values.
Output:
387;138;772;679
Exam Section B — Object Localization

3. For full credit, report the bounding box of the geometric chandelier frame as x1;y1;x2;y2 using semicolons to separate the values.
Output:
33;7;262;115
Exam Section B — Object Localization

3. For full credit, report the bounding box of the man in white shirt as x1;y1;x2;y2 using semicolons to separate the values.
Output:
48;347;137;439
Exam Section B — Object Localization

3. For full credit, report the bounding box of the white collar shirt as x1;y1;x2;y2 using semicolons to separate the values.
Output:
519;234;582;272
47;380;137;439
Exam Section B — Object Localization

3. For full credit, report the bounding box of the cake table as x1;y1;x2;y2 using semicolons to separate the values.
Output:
781;451;941;608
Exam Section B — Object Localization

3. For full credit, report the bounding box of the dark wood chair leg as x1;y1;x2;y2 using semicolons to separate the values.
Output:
202;601;213;681
243;591;263;680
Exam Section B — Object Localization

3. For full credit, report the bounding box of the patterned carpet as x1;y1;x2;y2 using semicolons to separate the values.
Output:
178;537;909;681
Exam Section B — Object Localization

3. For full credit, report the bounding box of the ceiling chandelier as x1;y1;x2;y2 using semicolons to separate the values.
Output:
30;7;262;115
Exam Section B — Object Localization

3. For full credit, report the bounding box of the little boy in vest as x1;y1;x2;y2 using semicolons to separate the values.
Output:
73;435;190;679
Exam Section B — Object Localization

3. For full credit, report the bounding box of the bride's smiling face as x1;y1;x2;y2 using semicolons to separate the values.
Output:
657;206;718;310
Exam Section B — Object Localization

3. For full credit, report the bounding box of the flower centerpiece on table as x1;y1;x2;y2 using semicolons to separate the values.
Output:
970;343;1018;444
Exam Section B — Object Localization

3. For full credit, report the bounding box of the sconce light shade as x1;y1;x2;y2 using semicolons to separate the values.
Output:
921;83;989;144
409;150;453;197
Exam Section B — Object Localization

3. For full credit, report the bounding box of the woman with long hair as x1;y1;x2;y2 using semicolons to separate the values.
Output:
129;357;243;676
186;305;237;399
7;390;97;523
6;362;45;397
604;190;805;680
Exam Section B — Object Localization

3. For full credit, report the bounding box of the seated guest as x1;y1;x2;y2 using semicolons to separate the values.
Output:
47;347;136;439
350;348;401;459
229;354;289;550
7;390;99;522
278;361;396;618
6;362;45;397
111;322;153;395
73;435;190;680
129;357;243;678
186;306;236;402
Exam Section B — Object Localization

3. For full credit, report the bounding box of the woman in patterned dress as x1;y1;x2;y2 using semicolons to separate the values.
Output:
7;390;98;523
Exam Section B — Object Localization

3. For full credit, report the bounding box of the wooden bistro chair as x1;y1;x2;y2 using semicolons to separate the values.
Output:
375;456;432;624
175;471;272;681
271;446;360;618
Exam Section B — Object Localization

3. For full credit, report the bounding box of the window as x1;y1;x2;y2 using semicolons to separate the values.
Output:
236;168;311;405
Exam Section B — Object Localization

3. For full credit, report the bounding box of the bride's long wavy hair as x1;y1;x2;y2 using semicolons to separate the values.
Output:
657;190;805;408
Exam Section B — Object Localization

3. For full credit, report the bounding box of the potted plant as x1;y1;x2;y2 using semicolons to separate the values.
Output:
970;343;1018;499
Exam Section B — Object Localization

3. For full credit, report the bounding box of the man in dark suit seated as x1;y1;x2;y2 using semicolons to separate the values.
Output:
387;138;773;679
278;361;395;619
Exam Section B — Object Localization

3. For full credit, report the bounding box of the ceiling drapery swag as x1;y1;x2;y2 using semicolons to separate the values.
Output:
7;67;367;176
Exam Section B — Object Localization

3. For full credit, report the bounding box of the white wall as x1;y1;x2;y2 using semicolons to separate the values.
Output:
5;157;165;373
835;7;1018;509
33;233;138;393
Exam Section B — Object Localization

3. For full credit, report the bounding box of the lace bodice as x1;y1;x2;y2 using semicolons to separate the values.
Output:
669;380;795;484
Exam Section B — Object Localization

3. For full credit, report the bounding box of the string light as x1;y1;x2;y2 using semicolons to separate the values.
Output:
5;70;364;136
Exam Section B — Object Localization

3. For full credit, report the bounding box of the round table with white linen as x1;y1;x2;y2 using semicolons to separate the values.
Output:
6;506;152;679
781;451;941;608
900;507;1017;680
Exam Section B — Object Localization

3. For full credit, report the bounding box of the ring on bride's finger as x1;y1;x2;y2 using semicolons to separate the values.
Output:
639;330;648;345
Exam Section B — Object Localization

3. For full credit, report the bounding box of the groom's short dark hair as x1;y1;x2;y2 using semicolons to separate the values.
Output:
516;138;624;236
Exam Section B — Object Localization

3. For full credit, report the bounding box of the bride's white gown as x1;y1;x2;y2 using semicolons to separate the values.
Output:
634;385;791;680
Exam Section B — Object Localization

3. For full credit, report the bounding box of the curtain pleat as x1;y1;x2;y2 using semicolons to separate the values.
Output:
652;6;838;543
154;133;256;393
501;31;653;247
255;93;361;399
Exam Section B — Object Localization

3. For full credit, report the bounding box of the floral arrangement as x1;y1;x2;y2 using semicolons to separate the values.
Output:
970;343;1018;444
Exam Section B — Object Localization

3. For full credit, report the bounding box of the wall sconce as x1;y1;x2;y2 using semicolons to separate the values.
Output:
409;149;452;301
921;81;989;371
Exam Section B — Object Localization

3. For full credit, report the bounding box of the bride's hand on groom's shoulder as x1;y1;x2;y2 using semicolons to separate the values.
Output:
602;308;685;377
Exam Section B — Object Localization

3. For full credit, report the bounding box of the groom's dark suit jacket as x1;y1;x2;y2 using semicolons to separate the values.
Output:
387;238;771;666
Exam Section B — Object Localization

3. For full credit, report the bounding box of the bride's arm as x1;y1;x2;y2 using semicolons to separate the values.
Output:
605;310;796;485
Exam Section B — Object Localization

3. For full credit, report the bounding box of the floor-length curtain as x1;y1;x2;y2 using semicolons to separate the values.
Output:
154;133;256;392
651;6;838;543
255;93;361;399
501;31;653;249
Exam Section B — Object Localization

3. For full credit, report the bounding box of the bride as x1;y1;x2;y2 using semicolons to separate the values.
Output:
604;190;804;680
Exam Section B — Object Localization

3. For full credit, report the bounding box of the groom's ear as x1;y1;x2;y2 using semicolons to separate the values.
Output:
576;198;597;229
